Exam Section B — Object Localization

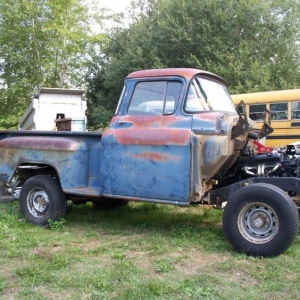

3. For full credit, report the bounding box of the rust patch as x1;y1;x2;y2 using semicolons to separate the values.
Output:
132;152;180;162
112;129;190;145
126;68;227;85
0;136;88;151
111;115;188;128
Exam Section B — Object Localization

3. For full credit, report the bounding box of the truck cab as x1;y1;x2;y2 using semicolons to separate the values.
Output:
101;68;249;204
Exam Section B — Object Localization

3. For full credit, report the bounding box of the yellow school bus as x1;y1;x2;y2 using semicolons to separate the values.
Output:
231;89;300;147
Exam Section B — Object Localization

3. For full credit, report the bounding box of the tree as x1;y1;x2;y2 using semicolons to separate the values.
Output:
0;0;106;129
86;0;300;128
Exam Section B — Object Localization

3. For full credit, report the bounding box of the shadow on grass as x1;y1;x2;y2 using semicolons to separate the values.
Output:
65;201;229;253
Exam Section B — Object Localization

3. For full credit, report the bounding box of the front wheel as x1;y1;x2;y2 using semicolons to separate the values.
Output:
223;183;299;257
20;175;66;226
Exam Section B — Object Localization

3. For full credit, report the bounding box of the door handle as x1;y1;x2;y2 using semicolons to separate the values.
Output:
118;119;133;125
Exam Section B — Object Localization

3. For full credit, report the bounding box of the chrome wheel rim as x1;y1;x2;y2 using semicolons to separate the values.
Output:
27;189;50;217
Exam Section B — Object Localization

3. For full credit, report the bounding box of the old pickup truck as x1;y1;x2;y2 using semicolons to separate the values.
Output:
0;68;299;257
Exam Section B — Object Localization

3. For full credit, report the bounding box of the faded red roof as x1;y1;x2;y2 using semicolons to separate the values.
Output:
126;68;227;84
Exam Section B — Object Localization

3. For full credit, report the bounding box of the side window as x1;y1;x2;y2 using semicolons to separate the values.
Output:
292;101;300;119
270;102;288;120
249;104;266;121
184;79;209;112
127;81;181;115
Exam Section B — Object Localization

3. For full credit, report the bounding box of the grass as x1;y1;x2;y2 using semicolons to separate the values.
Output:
0;201;300;299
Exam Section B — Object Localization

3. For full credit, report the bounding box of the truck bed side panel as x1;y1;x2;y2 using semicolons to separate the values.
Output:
0;136;90;189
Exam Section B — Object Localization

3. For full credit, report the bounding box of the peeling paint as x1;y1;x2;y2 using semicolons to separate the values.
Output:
0;136;89;151
111;128;190;146
132;152;180;162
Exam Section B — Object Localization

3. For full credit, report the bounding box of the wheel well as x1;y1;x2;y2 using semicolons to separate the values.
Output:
16;163;59;183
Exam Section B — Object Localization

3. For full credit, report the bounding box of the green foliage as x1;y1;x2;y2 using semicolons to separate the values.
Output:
1;0;300;129
48;218;67;229
0;0;106;129
86;0;300;127
0;89;28;129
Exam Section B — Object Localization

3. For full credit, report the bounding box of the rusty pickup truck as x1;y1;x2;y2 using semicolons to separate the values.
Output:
0;68;299;257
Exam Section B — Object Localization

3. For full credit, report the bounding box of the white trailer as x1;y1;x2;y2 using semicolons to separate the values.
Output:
18;88;87;131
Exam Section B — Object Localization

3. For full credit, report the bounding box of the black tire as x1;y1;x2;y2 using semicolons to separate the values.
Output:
20;175;66;226
92;198;128;209
223;183;299;257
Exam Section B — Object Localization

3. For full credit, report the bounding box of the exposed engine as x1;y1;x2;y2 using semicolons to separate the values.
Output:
241;145;300;178
218;143;300;187
225;103;300;179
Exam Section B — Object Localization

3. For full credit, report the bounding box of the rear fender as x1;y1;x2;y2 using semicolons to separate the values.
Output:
0;136;90;189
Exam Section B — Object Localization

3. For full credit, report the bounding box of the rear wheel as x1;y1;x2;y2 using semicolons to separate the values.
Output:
20;175;66;226
223;183;299;257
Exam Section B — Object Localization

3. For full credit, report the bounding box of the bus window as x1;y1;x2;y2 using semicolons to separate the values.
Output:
231;89;300;147
270;102;288;120
292;101;300;119
249;104;266;121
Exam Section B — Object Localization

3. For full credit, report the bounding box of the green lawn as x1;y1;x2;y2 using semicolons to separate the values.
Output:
0;201;299;299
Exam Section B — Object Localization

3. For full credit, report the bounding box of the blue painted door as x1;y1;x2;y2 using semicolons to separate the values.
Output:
106;80;192;202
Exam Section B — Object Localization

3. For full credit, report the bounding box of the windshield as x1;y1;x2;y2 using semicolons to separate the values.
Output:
184;76;236;113
115;85;126;115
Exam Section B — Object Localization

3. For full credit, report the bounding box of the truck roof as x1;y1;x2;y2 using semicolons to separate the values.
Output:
126;68;227;85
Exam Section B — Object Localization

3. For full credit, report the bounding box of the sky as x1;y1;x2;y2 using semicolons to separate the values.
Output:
100;0;133;13
86;0;134;32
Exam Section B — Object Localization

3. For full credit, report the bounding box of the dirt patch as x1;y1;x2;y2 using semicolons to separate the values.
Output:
173;248;228;275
